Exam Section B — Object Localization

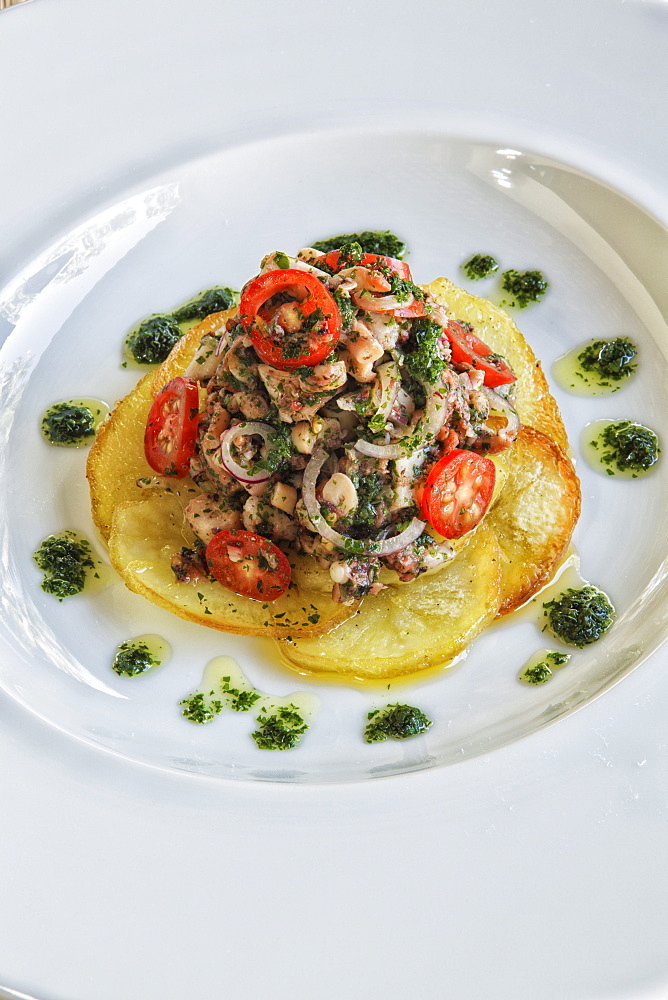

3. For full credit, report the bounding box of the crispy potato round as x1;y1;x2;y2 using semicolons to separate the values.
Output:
485;426;581;614
277;525;502;680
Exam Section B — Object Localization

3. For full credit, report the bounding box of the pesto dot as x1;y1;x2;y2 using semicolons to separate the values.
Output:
462;253;499;280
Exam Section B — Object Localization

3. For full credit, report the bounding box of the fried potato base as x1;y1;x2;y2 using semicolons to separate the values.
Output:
87;282;580;676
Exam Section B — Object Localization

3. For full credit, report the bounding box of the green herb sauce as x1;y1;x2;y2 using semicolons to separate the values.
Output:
123;286;239;367
363;703;432;743
171;286;237;323
41;397;109;447
552;338;638;396
462;254;499;280
501;269;549;308
404;317;447;384
112;634;171;677
583;419;659;478
518;649;571;686
310;230;406;259
251;704;309;750
543;586;615;648
33;530;98;600
179;656;318;750
125;314;183;366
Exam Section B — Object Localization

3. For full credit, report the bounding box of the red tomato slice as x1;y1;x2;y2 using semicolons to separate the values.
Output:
421;449;496;539
144;376;200;478
321;250;412;280
445;320;517;388
205;529;291;602
239;269;341;370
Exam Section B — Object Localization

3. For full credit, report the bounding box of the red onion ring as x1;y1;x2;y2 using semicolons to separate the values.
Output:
303;449;425;556
220;421;275;484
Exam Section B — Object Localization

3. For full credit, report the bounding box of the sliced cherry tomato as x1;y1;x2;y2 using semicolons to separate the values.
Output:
205;529;291;602
239;269;341;370
321;250;412;280
421;449;496;539
444;320;517;388
144;376;200;478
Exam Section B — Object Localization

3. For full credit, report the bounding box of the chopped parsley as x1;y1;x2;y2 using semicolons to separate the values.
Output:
578;338;637;383
249;421;295;475
180;691;223;724
41;403;95;445
251;705;309;750
311;230;406;259
348;472;384;529
112;641;159;677
404;317;447;384
125;314;182;365
597;420;659;475
543;586;615;647
221;676;262;712
501;269;549;308
33;531;96;600
172;286;238;323
364;704;432;743
519;651;571;685
462;254;499;280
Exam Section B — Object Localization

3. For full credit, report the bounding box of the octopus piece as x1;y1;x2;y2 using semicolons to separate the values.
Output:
185;493;243;545
227;389;271;420
329;555;383;605
171;546;208;584
381;535;454;583
258;360;347;423
242;494;298;541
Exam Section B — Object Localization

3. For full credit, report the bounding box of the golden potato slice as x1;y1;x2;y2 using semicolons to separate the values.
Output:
424;277;569;452
276;524;502;681
109;491;359;638
486;426;581;614
87;310;234;541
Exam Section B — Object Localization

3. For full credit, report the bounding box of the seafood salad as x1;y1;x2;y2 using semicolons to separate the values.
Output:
143;243;521;606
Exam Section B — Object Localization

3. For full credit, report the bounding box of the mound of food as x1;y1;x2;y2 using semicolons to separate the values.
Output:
87;244;580;680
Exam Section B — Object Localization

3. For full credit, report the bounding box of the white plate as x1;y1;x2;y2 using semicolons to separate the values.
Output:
1;3;668;1000
1;128;667;782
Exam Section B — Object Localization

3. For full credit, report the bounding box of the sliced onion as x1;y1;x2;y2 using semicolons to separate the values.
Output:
352;289;414;314
397;379;452;447
260;251;330;280
354;438;405;460
475;385;520;452
220;421;275;484
369;360;400;421
303;449;425;556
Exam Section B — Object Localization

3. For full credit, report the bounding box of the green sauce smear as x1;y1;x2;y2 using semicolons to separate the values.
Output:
363;703;432;743
311;230;406;259
251;704;309;750
595;420;659;476
33;531;96;600
462;254;499;280
41;403;95;445
125;286;239;366
519;650;571;686
501;269;549;308
543;586;615;648
578;338;637;384
112;641;160;677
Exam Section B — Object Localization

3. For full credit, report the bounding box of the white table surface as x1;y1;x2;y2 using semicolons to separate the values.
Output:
0;2;667;998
